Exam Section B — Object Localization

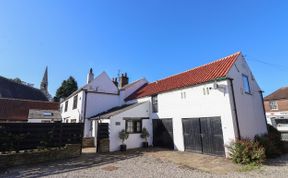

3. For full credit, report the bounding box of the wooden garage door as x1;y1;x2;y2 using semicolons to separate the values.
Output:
153;119;174;149
182;117;225;156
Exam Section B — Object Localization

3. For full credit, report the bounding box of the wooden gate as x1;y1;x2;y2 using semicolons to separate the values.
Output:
97;123;109;152
153;119;174;149
182;117;225;156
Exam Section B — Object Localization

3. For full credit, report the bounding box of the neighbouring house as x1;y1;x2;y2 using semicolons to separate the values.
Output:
60;69;148;138
0;98;60;123
0;75;48;101
88;51;267;157
28;109;61;123
0;69;59;123
264;87;288;139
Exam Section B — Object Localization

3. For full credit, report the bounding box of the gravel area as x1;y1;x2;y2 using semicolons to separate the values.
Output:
1;150;288;178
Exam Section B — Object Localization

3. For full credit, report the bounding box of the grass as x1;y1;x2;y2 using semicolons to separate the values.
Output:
239;163;262;172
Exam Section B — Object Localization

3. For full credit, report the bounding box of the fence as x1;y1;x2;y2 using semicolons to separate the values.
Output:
0;123;84;153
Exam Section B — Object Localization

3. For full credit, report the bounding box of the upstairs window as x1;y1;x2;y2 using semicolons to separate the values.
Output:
152;95;158;113
73;95;78;109
64;101;68;112
269;101;278;110
242;75;251;94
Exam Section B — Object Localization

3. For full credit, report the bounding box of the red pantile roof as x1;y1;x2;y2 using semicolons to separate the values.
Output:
264;86;288;101
0;98;59;122
126;52;241;100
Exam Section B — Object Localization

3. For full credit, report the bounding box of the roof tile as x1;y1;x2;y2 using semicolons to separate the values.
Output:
126;52;240;100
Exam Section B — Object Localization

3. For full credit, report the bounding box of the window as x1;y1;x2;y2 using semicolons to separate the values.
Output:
125;120;142;133
73;95;78;109
269;101;278;110
64;101;68;112
71;119;77;123
181;92;186;99
242;75;251;94
152;95;158;113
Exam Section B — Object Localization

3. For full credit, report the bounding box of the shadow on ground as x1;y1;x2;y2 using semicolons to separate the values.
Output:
0;148;156;178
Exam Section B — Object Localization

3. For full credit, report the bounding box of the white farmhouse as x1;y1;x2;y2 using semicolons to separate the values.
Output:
60;69;148;137
63;52;268;157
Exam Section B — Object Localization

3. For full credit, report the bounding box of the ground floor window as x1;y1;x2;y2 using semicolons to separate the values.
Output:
125;120;142;133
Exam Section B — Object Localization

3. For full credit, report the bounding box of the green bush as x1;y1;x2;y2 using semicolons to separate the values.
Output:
140;128;150;142
228;139;266;165
255;125;283;158
119;129;129;144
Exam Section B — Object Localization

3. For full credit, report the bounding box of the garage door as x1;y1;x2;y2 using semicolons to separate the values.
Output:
182;117;225;156
153;119;174;149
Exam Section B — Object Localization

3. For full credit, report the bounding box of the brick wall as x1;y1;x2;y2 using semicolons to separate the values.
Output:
264;99;288;112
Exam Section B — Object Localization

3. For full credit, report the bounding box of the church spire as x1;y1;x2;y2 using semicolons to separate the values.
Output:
41;66;48;92
40;66;51;101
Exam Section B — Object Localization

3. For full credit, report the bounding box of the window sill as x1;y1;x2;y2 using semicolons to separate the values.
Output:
126;132;142;134
244;92;252;95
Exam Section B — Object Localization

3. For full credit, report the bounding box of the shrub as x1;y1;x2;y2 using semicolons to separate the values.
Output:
255;125;283;158
119;129;129;144
228;139;266;165
140;128;150;142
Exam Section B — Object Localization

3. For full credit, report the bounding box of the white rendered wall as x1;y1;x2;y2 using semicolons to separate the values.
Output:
227;55;268;139
108;102;150;152
85;93;121;137
60;91;85;123
137;80;237;156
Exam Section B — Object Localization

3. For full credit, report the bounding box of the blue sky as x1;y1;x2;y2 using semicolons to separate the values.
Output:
0;0;287;96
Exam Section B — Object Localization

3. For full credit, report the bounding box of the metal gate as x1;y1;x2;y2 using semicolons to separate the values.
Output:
153;119;174;149
182;117;225;156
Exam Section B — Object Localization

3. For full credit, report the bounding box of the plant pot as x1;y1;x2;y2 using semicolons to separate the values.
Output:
142;142;149;148
120;144;127;151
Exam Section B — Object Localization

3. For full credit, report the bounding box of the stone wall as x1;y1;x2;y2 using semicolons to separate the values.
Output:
82;137;95;148
0;144;81;169
98;138;109;153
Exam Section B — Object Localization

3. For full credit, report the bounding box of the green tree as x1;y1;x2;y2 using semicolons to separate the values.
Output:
54;76;78;102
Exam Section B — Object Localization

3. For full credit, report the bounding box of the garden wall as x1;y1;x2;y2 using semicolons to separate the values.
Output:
0;144;81;168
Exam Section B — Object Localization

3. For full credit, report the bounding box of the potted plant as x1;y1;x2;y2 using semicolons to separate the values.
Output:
140;128;150;148
119;129;129;151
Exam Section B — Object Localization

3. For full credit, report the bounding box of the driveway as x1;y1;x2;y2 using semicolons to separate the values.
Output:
1;148;288;178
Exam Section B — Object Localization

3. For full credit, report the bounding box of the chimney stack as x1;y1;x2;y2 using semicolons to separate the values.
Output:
119;73;129;88
87;68;94;84
112;78;119;87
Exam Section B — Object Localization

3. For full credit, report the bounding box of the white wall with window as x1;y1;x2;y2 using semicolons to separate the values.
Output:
102;102;150;152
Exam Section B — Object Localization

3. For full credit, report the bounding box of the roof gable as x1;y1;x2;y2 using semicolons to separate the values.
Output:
126;52;240;100
87;71;118;93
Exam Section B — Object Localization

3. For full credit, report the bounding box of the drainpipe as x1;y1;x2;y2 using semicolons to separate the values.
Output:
259;91;269;132
228;78;241;140
81;89;88;154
